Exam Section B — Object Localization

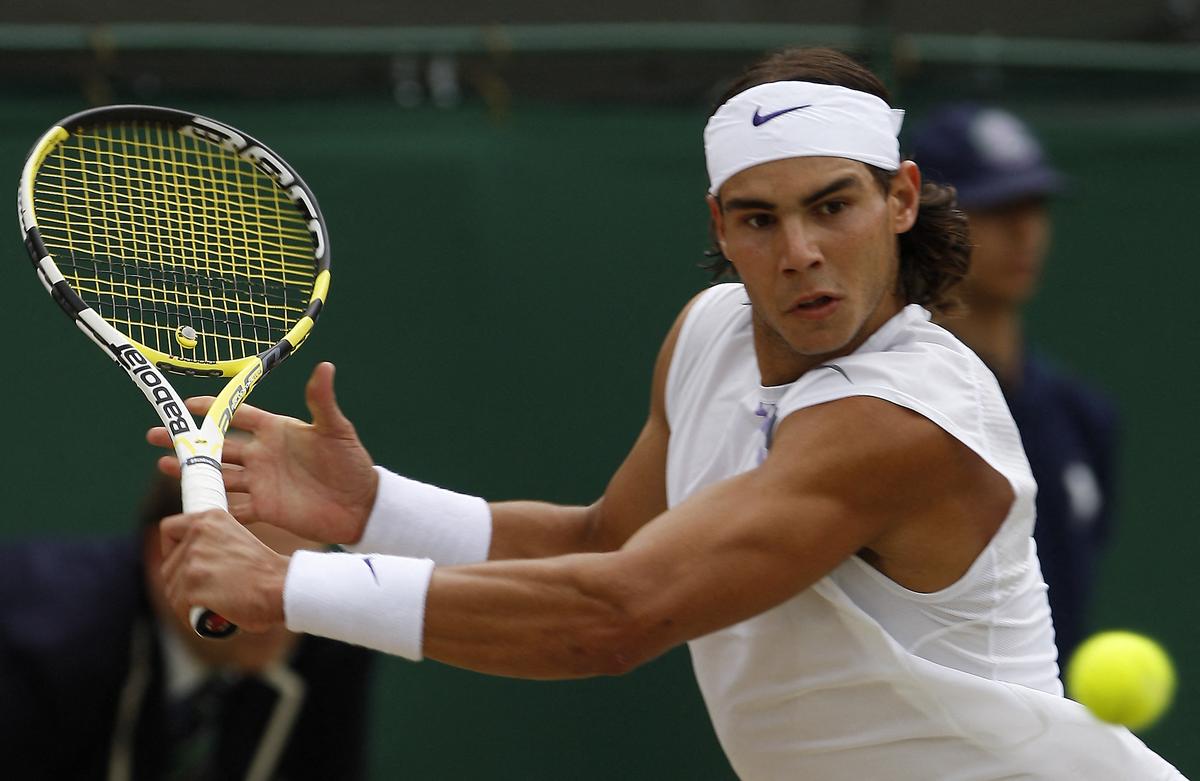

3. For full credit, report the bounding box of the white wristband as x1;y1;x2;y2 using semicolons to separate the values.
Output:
284;550;434;660
347;466;492;565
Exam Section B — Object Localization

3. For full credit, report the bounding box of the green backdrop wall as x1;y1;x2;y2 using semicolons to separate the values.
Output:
2;92;1196;778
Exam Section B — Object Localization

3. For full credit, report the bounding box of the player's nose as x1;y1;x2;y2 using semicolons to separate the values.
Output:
777;218;822;273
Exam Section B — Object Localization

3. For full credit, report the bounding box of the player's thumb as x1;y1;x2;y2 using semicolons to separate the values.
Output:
306;362;355;435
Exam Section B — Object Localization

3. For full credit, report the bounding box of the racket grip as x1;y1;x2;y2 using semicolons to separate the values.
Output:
190;606;238;639
180;455;240;639
181;455;229;514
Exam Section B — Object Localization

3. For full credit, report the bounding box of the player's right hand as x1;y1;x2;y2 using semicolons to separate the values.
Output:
147;362;378;546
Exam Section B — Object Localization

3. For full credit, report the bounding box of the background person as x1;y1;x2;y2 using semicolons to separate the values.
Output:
911;104;1120;661
0;471;376;781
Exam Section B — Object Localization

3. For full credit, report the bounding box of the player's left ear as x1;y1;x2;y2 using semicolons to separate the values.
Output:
706;193;729;254
888;161;921;234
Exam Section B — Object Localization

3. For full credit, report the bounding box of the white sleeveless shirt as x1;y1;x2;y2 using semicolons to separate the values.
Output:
665;284;1182;780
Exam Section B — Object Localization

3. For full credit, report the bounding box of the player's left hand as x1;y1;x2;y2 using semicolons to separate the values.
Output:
160;509;291;633
148;362;378;547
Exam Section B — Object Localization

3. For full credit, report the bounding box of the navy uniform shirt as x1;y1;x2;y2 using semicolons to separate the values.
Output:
1003;350;1119;664
0;536;376;781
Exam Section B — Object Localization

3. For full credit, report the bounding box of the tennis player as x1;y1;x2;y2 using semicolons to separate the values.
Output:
151;48;1183;779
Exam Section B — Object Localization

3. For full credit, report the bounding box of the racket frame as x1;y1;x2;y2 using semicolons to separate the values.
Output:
18;105;331;637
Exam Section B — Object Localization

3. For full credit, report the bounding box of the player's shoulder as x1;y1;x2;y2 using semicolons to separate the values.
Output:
680;282;748;325
777;307;1007;458
667;283;752;373
807;306;985;392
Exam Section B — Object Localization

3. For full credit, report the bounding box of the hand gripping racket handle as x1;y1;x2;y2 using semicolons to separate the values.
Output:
181;455;239;639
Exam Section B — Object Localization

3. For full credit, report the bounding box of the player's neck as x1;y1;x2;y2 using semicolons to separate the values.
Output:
751;295;904;387
942;306;1024;388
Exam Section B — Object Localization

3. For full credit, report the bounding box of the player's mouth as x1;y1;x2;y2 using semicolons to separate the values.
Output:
787;294;841;320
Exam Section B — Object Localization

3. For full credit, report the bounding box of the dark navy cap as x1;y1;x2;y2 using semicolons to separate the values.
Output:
909;104;1064;210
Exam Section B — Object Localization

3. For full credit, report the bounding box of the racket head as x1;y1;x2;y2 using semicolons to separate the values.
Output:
17;104;331;380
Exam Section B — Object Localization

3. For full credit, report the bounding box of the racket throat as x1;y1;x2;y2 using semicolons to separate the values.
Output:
177;428;228;514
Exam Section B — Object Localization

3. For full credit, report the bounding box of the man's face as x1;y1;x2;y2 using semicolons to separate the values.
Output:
960;198;1050;309
709;156;919;384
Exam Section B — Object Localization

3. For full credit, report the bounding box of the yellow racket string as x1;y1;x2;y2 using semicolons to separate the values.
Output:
31;120;317;364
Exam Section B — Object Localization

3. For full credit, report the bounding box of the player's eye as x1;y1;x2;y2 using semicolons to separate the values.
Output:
816;200;847;216
744;213;775;229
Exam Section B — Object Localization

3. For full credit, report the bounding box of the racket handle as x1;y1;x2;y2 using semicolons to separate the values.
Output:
180;453;240;639
190;606;238;639
181;454;229;514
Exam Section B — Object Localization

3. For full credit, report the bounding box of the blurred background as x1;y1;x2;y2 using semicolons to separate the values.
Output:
2;2;1198;778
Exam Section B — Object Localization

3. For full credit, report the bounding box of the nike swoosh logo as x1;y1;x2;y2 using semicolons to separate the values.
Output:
818;363;853;384
752;104;813;126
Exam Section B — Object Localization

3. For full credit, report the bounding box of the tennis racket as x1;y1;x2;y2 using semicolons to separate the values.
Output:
17;105;331;638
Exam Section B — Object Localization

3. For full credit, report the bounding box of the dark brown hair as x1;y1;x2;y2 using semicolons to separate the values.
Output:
704;48;970;314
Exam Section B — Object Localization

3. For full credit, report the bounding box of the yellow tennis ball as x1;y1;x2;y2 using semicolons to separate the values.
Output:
1066;630;1176;731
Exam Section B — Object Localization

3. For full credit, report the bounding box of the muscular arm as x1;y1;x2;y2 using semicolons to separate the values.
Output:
421;397;1011;679
160;301;1010;677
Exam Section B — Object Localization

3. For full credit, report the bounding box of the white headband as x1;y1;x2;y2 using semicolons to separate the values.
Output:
704;81;905;195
